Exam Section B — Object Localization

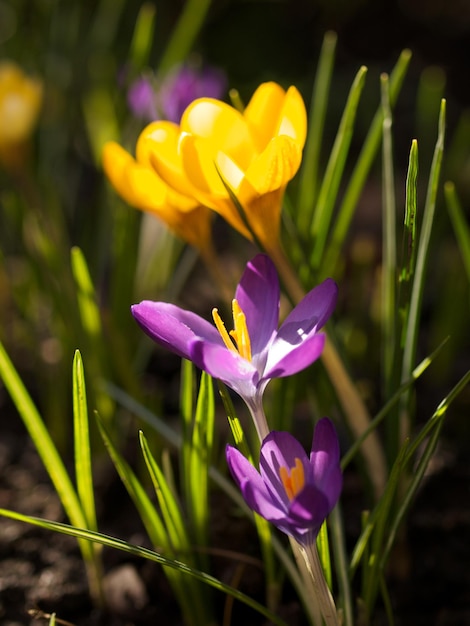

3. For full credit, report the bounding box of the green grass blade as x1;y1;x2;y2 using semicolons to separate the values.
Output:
379;369;470;580
188;371;215;548
297;31;337;231
316;520;332;589
445;181;470;282
73;350;98;532
158;0;213;75
0;509;290;626
329;504;354;626
400;100;446;439
398;139;419;347
324;49;412;274
380;73;398;399
95;412;169;549
139;431;191;556
105;381;306;614
310;65;368;270
0;341;85;528
340;336;448;469
129;2;157;70
139;431;213;625
95;412;197;619
71;246;114;422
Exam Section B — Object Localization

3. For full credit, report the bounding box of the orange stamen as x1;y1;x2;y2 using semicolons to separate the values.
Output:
279;458;305;501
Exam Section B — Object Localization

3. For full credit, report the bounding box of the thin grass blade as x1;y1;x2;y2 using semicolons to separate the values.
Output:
0;509;290;626
297;31;337;231
310;66;368;271
445;181;470;282
324;49;412;275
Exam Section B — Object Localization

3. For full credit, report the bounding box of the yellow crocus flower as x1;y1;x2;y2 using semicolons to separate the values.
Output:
140;82;307;251
0;61;43;170
102;140;213;255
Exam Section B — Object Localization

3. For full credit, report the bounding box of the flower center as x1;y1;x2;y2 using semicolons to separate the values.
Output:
212;299;252;361
279;458;305;501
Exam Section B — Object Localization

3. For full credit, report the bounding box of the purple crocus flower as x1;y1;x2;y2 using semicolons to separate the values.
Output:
127;76;158;121
158;64;227;123
226;419;342;545
131;254;337;439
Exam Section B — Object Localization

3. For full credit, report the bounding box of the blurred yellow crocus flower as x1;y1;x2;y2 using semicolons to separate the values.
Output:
102;140;213;255
140;81;307;252
0;61;43;170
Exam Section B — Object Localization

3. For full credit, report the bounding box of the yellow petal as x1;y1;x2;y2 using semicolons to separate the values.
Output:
180;134;252;239
243;82;286;152
243;135;302;195
277;86;307;148
103;141;211;250
181;98;255;169
0;61;43;143
136;121;195;198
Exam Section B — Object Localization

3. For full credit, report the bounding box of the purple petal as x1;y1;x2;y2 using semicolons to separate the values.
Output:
226;445;286;524
259;431;310;510
263;333;325;379
235;255;280;360
280;278;338;334
287;484;331;531
310;418;343;510
261;278;336;379
189;338;259;397
131;301;222;360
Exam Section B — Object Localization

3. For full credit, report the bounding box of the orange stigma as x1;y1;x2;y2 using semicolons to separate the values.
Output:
212;299;252;361
279;458;305;500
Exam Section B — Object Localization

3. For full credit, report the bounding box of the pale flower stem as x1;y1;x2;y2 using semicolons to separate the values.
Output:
249;403;270;443
266;240;387;499
289;537;323;626
299;540;340;626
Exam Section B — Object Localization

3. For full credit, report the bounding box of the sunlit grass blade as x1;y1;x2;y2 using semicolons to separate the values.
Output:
341;336;449;470
129;2;157;70
95;411;199;622
188;371;215;549
72;350;105;602
400;99;446;441
0;340;103;603
139;431;190;555
445;181;470;282
73;350;97;532
324;49;412;275
316;520;332;589
380;369;470;579
350;439;410;617
139;430;214;625
105;380;307;615
158;0;213;74
398;140;418;346
71;246;114;422
0;509;290;626
310;65;368;271
297;31;337;230
380;73;398;400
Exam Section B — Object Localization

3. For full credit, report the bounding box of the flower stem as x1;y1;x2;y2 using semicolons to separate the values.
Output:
299;540;340;626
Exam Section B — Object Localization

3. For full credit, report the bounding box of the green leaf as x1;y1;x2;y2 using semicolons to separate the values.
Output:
297;31;337;229
445;181;470;283
0;509;290;626
73;351;98;532
324;49;412;274
310;65;368;270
